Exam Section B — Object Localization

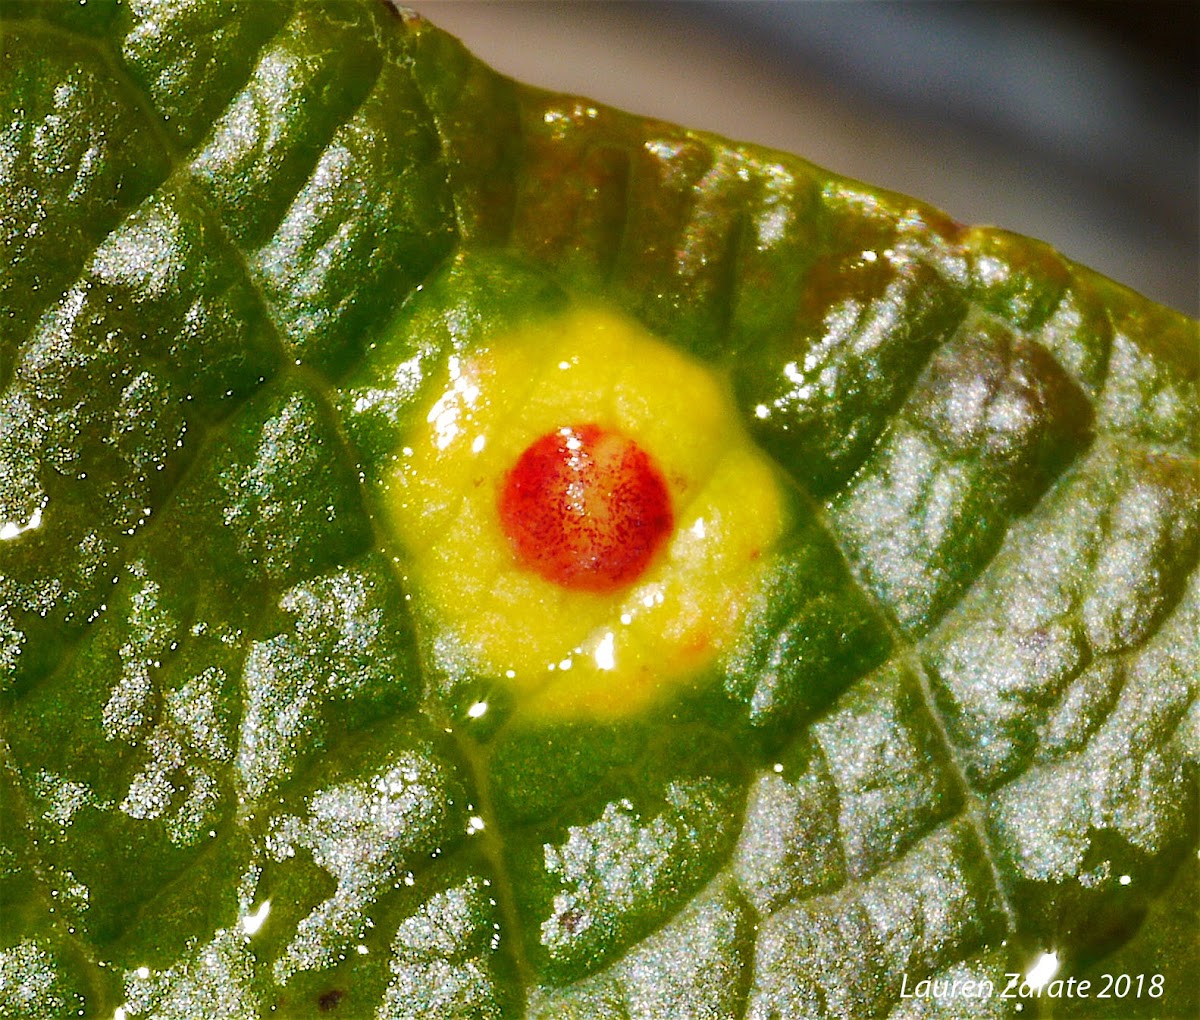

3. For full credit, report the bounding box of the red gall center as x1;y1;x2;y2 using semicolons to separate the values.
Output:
498;424;674;592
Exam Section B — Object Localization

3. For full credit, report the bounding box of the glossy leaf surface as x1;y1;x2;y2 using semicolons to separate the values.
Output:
1;2;1197;1018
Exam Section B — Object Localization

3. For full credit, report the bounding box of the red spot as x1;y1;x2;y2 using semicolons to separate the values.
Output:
499;424;674;592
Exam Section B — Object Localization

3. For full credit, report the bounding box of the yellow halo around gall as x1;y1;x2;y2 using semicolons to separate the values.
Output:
386;307;786;718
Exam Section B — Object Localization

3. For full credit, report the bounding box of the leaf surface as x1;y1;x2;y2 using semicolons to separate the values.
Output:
1;2;1197;1018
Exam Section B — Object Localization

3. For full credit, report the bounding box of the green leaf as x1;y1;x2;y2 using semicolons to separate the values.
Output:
1;2;1197;1018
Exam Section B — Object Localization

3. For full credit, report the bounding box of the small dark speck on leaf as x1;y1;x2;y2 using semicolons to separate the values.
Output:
318;989;346;1011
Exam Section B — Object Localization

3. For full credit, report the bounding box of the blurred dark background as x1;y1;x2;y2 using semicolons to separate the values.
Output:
412;1;1199;316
